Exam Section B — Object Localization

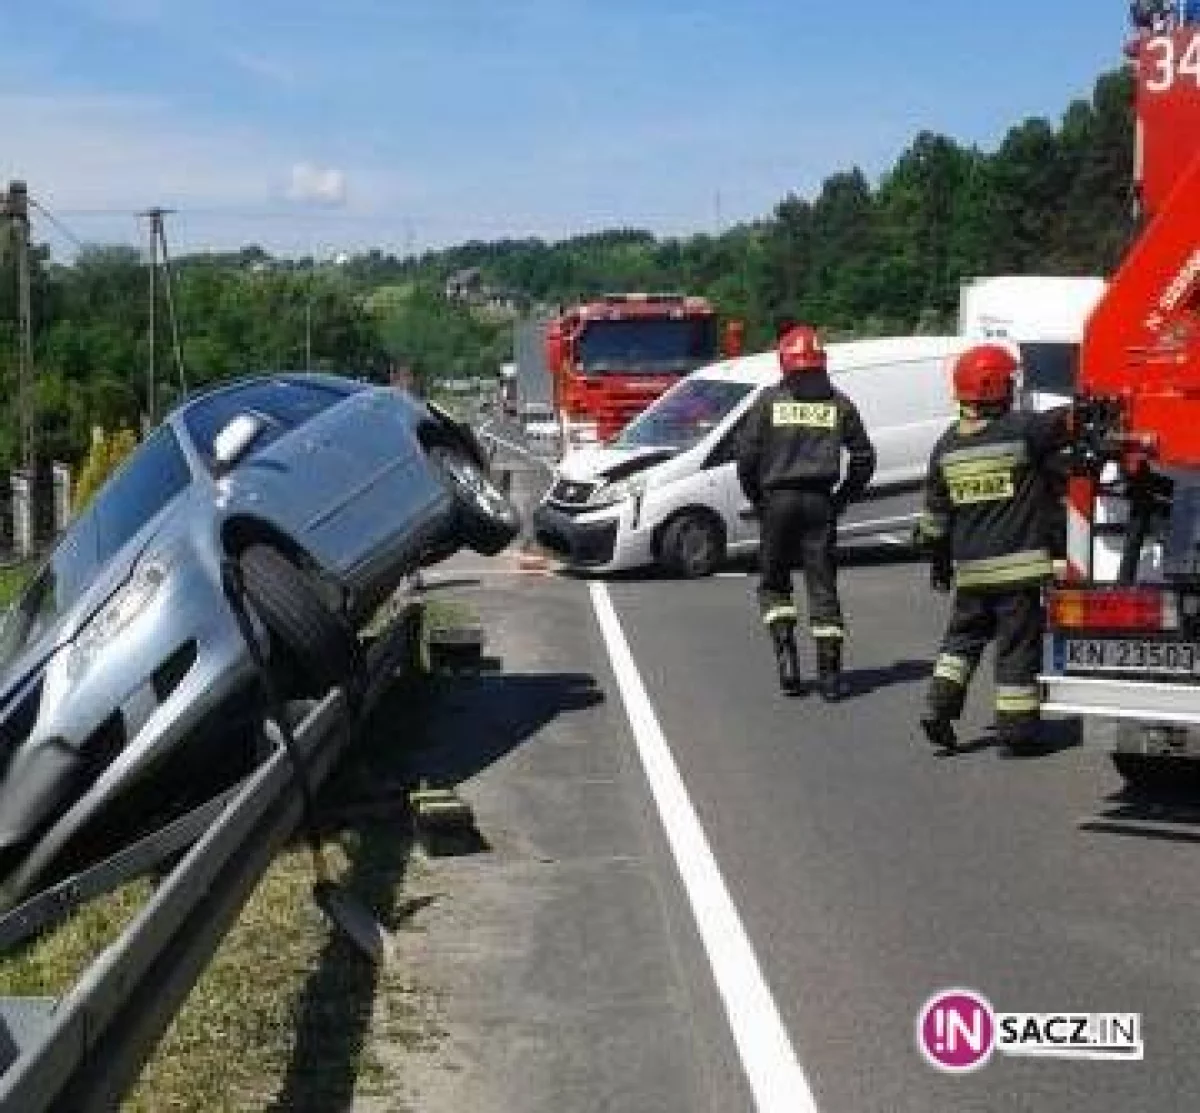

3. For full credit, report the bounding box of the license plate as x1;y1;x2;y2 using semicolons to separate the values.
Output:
1058;638;1200;676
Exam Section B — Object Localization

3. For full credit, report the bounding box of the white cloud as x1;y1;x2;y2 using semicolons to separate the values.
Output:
227;49;298;88
285;162;347;207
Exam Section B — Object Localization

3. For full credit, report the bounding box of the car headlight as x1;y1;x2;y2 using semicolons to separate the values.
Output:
588;476;646;507
69;556;173;679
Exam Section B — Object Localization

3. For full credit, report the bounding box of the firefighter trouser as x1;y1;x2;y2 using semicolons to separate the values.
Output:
926;585;1044;740
757;488;843;660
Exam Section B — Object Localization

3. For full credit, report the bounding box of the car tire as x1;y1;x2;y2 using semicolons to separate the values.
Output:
430;446;522;556
658;511;725;578
238;545;360;697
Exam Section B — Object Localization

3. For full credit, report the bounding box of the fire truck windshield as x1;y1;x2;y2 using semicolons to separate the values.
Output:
613;378;755;451
578;317;718;375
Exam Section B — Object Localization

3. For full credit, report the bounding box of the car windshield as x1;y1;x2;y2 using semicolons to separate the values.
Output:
612;378;755;451
578;318;719;374
184;378;361;472
1020;342;1078;396
0;529;95;674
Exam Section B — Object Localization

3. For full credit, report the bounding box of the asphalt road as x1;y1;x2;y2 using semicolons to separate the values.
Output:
605;561;1200;1112
417;431;1200;1112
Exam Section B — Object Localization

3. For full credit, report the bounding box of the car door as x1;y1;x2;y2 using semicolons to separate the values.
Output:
702;405;759;547
306;388;449;578
187;380;389;573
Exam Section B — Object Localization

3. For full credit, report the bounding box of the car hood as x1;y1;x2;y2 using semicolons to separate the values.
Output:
556;445;679;483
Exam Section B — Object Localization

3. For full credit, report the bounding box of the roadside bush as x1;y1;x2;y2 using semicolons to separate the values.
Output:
71;425;139;514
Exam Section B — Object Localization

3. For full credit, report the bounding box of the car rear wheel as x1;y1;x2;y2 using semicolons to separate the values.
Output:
430;446;522;556
238;545;360;697
658;511;725;579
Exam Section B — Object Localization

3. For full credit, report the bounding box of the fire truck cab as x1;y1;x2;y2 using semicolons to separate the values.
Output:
544;294;742;447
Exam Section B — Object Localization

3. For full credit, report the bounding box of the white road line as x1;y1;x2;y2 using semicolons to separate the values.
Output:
589;582;819;1113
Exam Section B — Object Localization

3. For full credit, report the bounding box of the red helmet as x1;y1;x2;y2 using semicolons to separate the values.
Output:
778;325;827;375
952;344;1018;404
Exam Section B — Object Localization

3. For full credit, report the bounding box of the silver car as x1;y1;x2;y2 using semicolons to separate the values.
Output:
0;373;519;893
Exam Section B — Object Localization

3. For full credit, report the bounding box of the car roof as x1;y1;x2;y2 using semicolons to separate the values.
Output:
691;335;969;387
166;371;366;420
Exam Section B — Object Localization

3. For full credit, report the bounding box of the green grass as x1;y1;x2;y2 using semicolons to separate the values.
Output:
0;565;30;608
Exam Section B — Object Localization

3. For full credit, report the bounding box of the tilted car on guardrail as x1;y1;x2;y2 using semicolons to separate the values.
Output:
0;372;519;906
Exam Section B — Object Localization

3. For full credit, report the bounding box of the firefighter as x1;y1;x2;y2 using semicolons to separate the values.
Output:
737;325;877;699
914;343;1072;754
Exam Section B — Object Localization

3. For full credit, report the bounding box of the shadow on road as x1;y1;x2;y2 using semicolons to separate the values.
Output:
929;719;1085;761
843;659;930;697
1080;764;1200;844
268;663;605;1111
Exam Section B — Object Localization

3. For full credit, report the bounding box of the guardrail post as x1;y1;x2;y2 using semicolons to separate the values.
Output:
9;472;32;560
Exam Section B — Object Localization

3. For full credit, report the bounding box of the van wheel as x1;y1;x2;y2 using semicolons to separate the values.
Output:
658;512;725;578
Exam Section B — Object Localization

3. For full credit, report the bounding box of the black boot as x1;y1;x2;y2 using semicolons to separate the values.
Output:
771;623;804;695
995;718;1042;757
816;639;846;702
920;713;958;752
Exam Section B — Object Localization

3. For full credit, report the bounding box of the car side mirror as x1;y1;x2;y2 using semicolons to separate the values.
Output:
213;413;265;472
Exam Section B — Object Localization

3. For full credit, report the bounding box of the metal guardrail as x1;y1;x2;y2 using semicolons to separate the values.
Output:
0;600;423;1113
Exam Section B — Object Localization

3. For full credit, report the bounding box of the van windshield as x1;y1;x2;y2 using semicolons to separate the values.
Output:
613;378;755;451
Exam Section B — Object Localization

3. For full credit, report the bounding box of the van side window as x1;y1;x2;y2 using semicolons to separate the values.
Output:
704;410;752;469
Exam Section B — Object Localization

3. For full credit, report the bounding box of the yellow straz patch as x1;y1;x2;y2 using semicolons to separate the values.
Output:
771;402;838;429
945;469;1015;505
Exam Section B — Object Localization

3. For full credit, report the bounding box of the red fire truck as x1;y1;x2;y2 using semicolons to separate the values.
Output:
1039;3;1200;788
543;294;743;445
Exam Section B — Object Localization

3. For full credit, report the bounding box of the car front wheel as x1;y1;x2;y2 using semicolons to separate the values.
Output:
658;511;725;578
430;446;522;556
238;545;361;697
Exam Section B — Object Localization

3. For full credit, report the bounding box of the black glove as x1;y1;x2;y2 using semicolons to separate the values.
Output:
930;558;953;594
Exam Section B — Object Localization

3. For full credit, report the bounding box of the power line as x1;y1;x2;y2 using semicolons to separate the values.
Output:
28;197;88;251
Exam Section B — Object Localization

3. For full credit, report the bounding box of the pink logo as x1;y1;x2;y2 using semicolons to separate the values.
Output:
917;988;996;1073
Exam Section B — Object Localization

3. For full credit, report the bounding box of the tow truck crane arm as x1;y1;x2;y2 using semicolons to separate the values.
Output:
1078;18;1200;467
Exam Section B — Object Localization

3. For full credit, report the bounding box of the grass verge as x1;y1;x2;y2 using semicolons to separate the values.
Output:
0;564;30;608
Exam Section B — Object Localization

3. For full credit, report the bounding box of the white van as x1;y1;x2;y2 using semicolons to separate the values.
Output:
958;275;1107;412
532;335;968;576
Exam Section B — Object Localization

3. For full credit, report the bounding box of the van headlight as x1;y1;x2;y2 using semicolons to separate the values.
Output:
69;556;173;679
589;476;646;508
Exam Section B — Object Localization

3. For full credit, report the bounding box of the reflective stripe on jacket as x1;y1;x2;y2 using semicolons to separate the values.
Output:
919;407;1070;592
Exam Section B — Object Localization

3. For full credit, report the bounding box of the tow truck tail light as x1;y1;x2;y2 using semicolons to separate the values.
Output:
1047;586;1179;632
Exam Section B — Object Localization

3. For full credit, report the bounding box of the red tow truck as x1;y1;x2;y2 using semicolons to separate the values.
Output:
543;294;743;446
1039;3;1200;787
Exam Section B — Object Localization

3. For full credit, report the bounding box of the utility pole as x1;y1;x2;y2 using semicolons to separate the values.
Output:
305;296;313;371
4;182;35;479
139;207;187;426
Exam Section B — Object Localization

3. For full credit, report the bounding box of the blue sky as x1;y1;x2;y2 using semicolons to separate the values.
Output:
1;0;1127;258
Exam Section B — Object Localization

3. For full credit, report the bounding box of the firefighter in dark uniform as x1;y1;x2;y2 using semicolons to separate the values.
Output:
914;343;1072;753
737;325;877;699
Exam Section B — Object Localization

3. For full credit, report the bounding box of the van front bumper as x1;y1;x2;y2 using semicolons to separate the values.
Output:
533;501;654;572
